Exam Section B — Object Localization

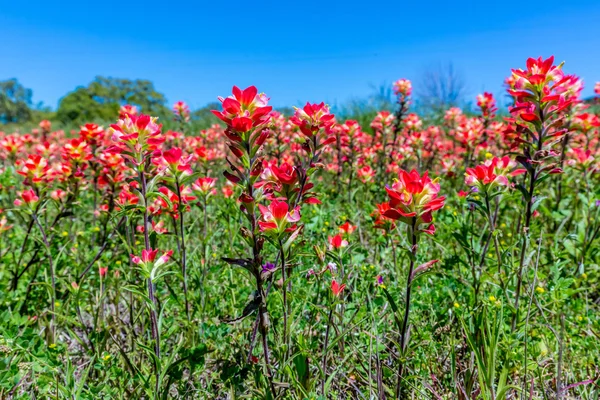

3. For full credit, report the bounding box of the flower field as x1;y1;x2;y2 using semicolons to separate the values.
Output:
1;56;600;399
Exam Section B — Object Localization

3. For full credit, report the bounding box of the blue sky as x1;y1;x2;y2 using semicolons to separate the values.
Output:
1;0;599;110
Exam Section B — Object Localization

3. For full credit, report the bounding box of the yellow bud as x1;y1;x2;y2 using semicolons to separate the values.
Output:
576;316;583;322
54;302;60;308
581;273;587;280
535;287;545;294
489;295;496;302
61;231;69;237
116;261;122;265
325;221;329;226
453;302;460;308
485;152;493;159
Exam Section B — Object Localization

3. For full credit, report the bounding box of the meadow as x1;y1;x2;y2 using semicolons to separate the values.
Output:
0;56;599;399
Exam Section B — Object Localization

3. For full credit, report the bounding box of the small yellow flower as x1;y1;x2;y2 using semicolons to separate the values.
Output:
485;152;493;159
116;260;122;265
321;228;326;232
212;253;217;258
473;195;480;201
103;354;111;361
135;240;140;245
501;223;506;228
453;211;458;216
489;295;496;302
576;315;583;322
581;273;588;280
507;233;512;238
370;265;374;269
49;343;57;349
61;231;69;237
324;221;329;226
380;284;386;289
453;302;460;308
54;302;60;308
535;287;545;294
92;226;101;232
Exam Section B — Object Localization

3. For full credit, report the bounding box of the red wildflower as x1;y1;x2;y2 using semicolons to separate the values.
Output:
328;234;348;249
331;280;346;297
290;102;336;138
258;200;301;234
211;86;272;132
383;169;445;235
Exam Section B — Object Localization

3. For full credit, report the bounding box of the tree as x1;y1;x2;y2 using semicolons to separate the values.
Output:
0;79;34;124
415;62;467;115
189;102;223;129
56;77;169;124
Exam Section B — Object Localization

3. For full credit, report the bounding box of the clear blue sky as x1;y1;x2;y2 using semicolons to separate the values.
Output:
1;0;599;110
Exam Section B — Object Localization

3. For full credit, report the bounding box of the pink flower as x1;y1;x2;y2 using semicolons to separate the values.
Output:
393;78;412;97
154;147;193;175
119;104;138;118
14;189;39;207
328;234;348;249
192;177;217;194
465;156;525;191
331;280;346;297
211;86;272;132
172;101;190;123
108;113;164;155
258;200;301;234
290;102;336;138
131;249;173;268
338;222;356;235
476;92;497;118
383;169;445;235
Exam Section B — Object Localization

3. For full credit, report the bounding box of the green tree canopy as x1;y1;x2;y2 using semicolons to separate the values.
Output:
0;78;34;124
56;76;169;124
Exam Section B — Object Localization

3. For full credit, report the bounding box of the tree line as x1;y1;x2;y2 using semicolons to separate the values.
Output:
0;76;223;129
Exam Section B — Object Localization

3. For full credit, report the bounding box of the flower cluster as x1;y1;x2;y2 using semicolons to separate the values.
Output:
383;169;446;235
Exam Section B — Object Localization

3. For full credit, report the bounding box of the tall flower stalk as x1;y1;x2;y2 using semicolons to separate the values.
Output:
507;56;575;330
108;112;169;390
380;169;445;398
212;85;277;395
